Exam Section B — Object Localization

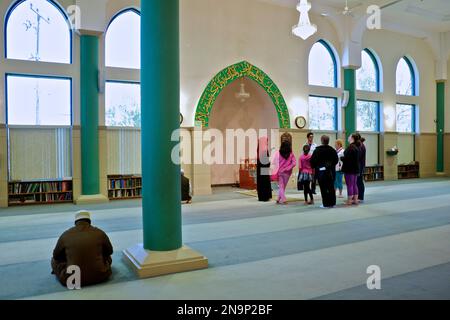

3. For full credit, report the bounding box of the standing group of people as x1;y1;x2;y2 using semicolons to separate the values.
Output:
256;132;367;208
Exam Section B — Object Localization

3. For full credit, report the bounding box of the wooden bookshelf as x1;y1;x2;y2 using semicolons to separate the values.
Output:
108;175;142;200
398;163;420;180
8;179;73;206
363;165;384;182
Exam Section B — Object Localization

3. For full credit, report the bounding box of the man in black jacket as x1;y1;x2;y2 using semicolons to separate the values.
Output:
310;135;339;208
181;169;192;204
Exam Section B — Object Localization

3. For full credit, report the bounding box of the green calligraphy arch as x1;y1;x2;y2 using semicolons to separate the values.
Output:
195;61;291;128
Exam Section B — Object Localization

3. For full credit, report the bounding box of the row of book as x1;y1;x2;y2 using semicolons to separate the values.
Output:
363;165;384;182
108;178;142;190
9;193;73;205
108;188;142;199
9;181;73;195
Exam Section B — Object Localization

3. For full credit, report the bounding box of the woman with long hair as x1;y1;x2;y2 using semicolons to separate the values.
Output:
341;133;361;205
272;140;296;205
257;137;272;202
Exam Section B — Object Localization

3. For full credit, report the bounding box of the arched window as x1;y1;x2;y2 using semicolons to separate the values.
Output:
308;40;337;87
6;0;71;64
105;9;141;69
357;49;379;92
396;57;416;96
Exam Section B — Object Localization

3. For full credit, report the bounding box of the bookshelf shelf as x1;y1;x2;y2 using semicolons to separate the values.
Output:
363;165;384;182
108;175;142;200
398;163;420;180
8;180;73;206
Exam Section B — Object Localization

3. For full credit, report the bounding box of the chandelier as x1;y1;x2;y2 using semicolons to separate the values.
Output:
235;79;250;102
292;0;317;40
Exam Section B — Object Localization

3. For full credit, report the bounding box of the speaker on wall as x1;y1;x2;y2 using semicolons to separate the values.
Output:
98;70;105;94
341;90;350;108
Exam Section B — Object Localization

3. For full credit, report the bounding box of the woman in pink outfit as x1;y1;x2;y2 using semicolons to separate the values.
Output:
272;140;296;205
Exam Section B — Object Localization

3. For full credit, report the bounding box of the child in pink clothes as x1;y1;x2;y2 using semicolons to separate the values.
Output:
298;145;314;205
272;141;296;205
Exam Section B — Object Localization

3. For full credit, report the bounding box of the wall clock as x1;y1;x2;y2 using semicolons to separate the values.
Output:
180;113;184;125
295;116;307;129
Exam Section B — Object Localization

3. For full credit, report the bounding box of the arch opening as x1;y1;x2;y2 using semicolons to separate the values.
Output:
195;61;290;129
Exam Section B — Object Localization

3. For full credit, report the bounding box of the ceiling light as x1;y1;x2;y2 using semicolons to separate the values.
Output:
292;0;317;40
235;80;250;103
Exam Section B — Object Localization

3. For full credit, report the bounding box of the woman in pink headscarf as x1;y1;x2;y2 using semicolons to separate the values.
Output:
271;140;297;205
257;137;272;202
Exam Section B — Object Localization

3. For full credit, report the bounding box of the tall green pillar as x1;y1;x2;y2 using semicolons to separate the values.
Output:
80;35;100;195
124;0;207;278
141;0;182;251
344;68;357;141
437;81;445;173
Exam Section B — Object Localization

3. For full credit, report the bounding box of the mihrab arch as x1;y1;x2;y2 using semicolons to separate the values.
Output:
195;61;291;128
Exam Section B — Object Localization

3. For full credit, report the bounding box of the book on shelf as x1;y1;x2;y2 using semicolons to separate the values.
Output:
8;179;73;206
363;165;384;182
107;175;142;200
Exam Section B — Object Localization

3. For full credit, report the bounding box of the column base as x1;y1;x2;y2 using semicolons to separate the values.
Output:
123;244;208;279
75;194;109;205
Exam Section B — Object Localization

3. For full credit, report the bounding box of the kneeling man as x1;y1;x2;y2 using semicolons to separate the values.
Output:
51;210;113;287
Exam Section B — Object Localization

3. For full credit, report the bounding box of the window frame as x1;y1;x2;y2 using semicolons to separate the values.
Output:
309;40;338;88
5;72;73;127
357;49;380;93
4;0;73;64
308;95;338;131
104;8;141;70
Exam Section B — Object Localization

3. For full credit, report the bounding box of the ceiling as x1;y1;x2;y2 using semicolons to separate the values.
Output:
258;0;450;34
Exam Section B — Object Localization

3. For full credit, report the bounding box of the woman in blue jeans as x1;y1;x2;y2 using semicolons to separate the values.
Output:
341;134;361;206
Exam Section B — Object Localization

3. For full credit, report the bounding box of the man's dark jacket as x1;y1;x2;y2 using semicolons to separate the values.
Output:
181;175;192;201
52;221;113;287
310;145;339;174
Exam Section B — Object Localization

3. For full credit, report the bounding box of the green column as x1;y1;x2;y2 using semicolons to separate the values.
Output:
141;0;182;251
344;68;357;142
437;81;445;173
80;35;100;195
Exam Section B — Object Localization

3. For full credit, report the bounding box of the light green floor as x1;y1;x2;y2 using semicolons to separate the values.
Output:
1;178;450;300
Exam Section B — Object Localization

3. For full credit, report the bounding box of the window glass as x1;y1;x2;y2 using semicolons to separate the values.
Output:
7;75;71;126
357;100;379;132
308;41;336;87
6;0;71;63
308;96;337;130
357;50;378;92
396;58;415;96
105;10;141;69
396;104;415;133
105;82;141;127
